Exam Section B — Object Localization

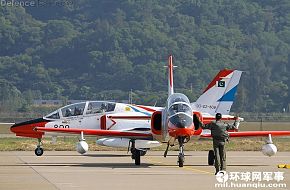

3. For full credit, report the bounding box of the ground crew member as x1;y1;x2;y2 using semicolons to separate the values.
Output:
198;113;239;175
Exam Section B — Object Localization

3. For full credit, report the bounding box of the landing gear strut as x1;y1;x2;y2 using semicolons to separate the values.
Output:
35;138;44;156
164;142;170;158
177;137;185;167
129;140;141;165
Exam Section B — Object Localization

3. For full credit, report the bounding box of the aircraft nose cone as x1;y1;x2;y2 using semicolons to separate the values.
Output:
10;118;48;137
10;123;18;133
10;122;27;133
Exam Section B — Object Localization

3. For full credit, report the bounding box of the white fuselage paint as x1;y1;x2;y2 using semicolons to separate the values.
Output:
43;102;161;137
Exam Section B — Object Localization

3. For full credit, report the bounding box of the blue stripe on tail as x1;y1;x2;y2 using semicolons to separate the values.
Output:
218;86;238;102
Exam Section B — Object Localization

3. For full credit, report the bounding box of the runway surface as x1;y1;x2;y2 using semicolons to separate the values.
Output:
0;151;289;190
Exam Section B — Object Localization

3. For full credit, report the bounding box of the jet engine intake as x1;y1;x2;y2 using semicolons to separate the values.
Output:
193;112;203;130
151;111;162;135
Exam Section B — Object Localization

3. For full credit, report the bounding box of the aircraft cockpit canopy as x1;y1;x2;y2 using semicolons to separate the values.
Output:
44;101;116;119
167;93;192;116
61;102;86;117
86;101;116;114
168;93;190;105
45;111;60;119
168;103;192;116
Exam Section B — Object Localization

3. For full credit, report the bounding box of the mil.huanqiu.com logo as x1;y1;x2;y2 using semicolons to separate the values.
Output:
215;171;287;188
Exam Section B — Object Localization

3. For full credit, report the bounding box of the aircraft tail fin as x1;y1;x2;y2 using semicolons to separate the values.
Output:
192;69;243;115
167;55;175;96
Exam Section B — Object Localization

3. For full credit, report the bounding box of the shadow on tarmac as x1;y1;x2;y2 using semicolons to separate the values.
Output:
0;163;269;168
0;163;154;168
41;154;130;157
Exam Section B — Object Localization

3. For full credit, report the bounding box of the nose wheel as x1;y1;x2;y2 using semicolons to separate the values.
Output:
178;153;184;167
35;147;44;156
177;137;185;167
35;138;44;156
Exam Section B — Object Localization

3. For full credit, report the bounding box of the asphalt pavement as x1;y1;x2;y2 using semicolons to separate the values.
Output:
0;151;289;190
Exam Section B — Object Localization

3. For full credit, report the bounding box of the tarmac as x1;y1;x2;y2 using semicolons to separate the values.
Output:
0;151;289;190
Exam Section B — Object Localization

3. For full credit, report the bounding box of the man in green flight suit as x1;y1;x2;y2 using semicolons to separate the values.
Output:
199;113;239;175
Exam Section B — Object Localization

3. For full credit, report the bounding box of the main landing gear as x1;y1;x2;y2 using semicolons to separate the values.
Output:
129;140;147;165
177;136;185;167
35;138;44;156
208;150;215;166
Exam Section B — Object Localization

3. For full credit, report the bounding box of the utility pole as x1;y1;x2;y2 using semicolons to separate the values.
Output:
190;83;193;93
129;89;133;104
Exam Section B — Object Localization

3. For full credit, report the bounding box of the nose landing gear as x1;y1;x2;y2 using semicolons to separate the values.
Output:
177;136;185;167
35;138;44;156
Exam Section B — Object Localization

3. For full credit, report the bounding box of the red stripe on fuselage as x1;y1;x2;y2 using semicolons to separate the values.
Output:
35;127;152;138
202;117;237;124
135;105;156;112
107;116;151;120
100;115;106;130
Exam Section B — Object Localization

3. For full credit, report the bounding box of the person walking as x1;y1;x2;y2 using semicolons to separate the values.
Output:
199;113;239;175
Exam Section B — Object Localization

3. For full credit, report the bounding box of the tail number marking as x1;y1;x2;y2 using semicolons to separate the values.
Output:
54;124;70;128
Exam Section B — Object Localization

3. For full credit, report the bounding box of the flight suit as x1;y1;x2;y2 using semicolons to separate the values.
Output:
202;120;237;173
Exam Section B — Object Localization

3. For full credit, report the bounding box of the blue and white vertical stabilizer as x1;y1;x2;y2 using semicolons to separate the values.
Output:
192;69;243;115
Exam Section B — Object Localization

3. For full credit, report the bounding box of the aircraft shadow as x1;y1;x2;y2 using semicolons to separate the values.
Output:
227;164;269;167
0;163;269;168
44;154;193;158
84;154;130;158
43;154;130;157
77;163;153;168
0;163;153;168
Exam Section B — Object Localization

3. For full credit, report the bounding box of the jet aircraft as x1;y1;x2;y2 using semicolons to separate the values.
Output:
10;55;290;167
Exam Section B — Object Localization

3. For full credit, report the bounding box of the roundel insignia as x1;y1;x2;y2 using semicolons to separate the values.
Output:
125;107;131;111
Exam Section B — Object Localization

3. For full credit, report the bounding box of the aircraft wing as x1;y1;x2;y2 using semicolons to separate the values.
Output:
200;131;290;138
34;127;153;139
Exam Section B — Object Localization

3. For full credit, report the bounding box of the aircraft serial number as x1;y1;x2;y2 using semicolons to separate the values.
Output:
54;124;70;128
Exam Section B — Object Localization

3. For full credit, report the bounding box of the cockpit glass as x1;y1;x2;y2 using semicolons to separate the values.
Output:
86;101;116;114
61;102;86;117
168;103;191;115
45;111;60;119
168;93;190;106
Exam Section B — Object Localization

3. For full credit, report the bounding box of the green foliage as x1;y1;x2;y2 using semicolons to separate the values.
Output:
0;0;290;113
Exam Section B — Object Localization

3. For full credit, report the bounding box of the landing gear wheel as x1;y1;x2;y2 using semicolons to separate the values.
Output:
35;138;43;156
134;150;141;165
208;150;215;166
129;140;141;166
35;147;44;156
177;136;185;168
178;153;184;167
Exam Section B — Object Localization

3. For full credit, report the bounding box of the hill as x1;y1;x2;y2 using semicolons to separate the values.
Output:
0;0;290;113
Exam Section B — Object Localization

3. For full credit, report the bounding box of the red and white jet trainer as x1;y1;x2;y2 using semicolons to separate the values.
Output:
10;55;290;167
